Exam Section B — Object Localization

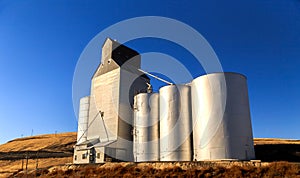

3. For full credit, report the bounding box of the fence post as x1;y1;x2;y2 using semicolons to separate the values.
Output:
25;152;28;178
35;152;38;177
21;157;24;170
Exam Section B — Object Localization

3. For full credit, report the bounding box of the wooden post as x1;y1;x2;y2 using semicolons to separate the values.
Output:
35;152;38;177
21;157;24;170
25;152;28;178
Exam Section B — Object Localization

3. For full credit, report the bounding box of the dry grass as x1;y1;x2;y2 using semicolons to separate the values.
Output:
0;132;75;177
1;133;300;177
0;157;72;177
14;161;300;178
254;138;300;145
0;132;76;152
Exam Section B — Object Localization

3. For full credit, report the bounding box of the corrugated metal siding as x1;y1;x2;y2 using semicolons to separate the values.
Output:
159;85;193;161
133;93;159;162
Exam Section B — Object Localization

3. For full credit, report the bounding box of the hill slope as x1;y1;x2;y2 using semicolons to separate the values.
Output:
1;132;300;161
0;132;76;177
0;132;76;153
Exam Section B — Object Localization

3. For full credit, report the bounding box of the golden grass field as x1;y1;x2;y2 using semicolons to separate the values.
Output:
0;132;299;177
0;132;76;152
0;132;76;177
254;138;300;145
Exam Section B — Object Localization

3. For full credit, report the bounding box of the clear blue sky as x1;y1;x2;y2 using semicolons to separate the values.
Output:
0;0;299;144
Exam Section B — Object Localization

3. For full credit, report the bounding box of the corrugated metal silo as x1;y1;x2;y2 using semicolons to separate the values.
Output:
159;85;193;161
77;96;90;144
133;93;159;162
191;72;255;160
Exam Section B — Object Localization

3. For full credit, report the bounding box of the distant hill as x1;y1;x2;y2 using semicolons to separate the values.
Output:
0;132;76;161
1;132;300;161
0;132;299;177
255;138;300;145
254;138;300;162
0;132;76;177
0;132;76;153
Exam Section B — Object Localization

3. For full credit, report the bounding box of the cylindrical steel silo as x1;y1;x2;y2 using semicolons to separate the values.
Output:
159;85;193;161
191;72;255;160
77;96;90;144
133;93;159;162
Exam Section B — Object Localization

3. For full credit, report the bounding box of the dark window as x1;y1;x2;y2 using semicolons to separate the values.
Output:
97;153;100;159
82;153;87;159
74;155;77;161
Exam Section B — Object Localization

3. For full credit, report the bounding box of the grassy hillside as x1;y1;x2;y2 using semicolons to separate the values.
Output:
0;132;76;152
254;138;300;162
254;138;300;145
0;132;76;177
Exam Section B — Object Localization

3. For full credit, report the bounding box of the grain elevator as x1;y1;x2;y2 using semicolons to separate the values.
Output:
74;38;255;164
74;38;149;163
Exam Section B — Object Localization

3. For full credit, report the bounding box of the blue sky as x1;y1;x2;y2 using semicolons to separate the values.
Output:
0;0;299;143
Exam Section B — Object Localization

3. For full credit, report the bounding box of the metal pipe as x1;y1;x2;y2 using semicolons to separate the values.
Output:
138;69;173;85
